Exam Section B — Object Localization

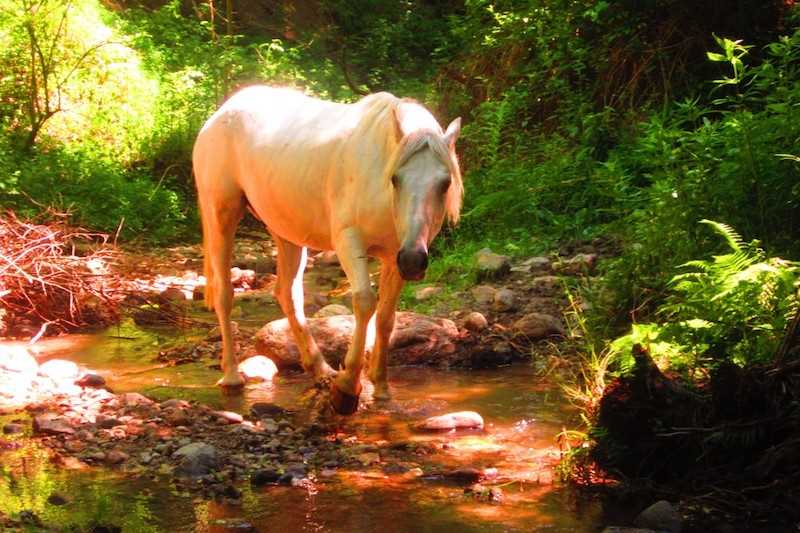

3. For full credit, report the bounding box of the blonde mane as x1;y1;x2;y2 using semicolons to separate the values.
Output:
356;93;463;225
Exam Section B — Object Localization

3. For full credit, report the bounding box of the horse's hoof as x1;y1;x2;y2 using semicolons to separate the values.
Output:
217;374;245;391
371;382;391;401
330;380;361;415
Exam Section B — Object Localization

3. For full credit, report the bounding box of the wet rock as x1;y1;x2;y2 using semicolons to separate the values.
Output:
314;304;351;318
160;398;190;409
2;423;24;435
462;311;488;332
475;248;511;281
251;469;281;486
415;286;443;301
250;403;288;419
470;285;497;305
418;411;484;431
165;408;191;427
512;313;565;339
96;414;123;429
238;355;278;381
173;442;219;478
255;312;460;368
47;492;69;506
76;373;106;388
230;267;256;287
634;500;683;533
38;359;80;381
492;288;516;312
213;410;243;424
465;484;504;503
33;414;74;435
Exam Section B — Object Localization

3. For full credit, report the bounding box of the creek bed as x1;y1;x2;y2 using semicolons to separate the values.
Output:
1;326;604;532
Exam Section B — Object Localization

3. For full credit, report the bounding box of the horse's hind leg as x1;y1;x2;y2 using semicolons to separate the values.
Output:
201;196;245;388
272;235;335;379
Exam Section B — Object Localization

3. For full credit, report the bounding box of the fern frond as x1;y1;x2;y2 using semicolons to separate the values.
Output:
700;219;745;252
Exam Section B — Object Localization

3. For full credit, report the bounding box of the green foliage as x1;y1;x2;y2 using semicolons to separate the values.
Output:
610;220;799;373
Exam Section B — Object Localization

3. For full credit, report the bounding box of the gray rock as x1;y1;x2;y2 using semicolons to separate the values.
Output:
522;256;552;272
313;304;351;318
470;285;497;305
475;248;511;281
492;288;516;312
462;312;488;332
634;500;683;533
530;275;562;296
173;442;219;478
553;253;597;276
512;313;565;339
250;403;288;418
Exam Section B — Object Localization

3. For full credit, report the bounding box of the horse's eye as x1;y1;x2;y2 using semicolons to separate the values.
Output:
439;178;452;195
391;174;399;188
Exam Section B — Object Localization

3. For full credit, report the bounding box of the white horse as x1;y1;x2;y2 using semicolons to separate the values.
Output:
193;86;462;414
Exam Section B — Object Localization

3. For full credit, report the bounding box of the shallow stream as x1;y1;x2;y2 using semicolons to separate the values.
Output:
1;319;605;532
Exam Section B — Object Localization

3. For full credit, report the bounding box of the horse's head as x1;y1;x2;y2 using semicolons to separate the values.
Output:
390;104;462;281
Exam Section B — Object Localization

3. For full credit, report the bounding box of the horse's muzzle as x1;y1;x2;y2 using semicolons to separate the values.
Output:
397;248;428;281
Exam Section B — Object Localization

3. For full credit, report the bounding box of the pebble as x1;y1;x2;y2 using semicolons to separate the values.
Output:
492;288;516;312
462;311;488;332
75;373;106;388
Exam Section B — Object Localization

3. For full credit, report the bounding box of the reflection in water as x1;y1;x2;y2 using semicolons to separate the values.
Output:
1;327;603;532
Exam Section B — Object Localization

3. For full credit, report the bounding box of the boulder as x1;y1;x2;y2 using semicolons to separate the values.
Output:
254;312;460;369
475;248;511;281
634;500;683;533
512;313;565;339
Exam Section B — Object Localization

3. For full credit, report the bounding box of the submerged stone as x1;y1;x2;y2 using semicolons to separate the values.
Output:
173;442;219;478
418;411;484;431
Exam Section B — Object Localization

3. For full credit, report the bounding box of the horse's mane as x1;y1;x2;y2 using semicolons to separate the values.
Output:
354;93;463;225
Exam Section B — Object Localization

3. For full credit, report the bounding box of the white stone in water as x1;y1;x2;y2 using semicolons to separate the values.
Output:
238;355;278;381
419;411;484;431
38;359;80;381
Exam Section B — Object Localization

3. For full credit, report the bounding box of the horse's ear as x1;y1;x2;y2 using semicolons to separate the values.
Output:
444;117;461;149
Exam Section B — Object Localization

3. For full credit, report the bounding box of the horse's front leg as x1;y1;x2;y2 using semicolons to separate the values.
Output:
330;227;376;415
367;259;404;400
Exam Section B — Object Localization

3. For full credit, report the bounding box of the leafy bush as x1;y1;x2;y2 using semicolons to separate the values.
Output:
609;220;798;374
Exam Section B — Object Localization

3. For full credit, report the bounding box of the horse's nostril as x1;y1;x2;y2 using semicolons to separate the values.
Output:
397;249;428;280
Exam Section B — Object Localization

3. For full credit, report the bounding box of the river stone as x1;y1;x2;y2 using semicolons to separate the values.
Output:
250;402;289;418
470;285;497;305
213;410;244;424
173;442;219;477
238;355;278;381
520;256;552;272
492;288;516;312
75;373;106;388
462;312;488;332
251;469;281;486
418;411;484;431
120;392;153;407
2;423;24;435
38;359;79;381
254;312;460;369
475;248;511;281
634;500;683;533
314;304;351;318
512;313;565;339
